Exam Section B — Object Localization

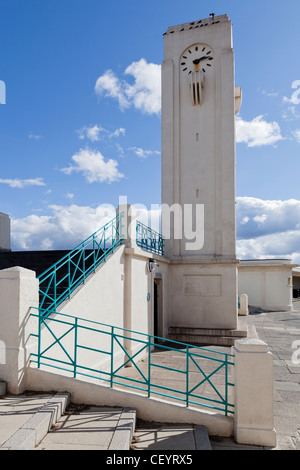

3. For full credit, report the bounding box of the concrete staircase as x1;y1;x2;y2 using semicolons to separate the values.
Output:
0;381;211;450
168;317;248;346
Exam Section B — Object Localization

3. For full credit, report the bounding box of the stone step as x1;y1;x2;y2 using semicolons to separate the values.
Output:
1;392;71;450
168;320;248;346
132;423;211;450
36;405;136;450
0;389;136;450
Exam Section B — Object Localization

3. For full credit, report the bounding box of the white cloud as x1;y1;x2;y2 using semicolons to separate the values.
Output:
95;69;130;110
129;146;160;159
77;124;105;142
240;216;250;225
10;202;162;251
258;88;279;98
236;115;283;147
236;197;300;263
95;59;161;115
76;125;126;142
11;203;116;251
28;134;42;140
293;129;300;143
110;127;126;138
60;148;124;184
0;178;45;189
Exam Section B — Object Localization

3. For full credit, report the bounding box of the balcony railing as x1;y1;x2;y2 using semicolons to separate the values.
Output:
136;221;164;256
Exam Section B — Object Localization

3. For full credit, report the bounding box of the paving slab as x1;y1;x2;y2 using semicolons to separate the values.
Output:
131;422;211;450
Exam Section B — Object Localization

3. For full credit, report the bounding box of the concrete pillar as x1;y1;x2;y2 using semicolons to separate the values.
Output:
116;204;137;249
233;338;276;447
0;212;11;251
116;204;137;364
0;267;39;394
239;294;248;316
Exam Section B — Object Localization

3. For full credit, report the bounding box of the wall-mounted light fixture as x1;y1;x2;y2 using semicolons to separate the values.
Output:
147;259;159;273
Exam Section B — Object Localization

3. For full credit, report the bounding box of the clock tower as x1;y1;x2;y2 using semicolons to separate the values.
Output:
161;14;242;329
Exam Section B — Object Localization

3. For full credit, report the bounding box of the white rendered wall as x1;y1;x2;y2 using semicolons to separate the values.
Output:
169;262;238;329
0;212;11;251
59;245;126;326
238;260;293;311
161;15;237;260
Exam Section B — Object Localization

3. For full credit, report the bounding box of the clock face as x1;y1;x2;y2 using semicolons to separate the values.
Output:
180;44;214;75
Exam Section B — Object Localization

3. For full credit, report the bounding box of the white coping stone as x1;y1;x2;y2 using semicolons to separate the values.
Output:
108;408;137;450
2;392;70;449
3;428;36;450
234;338;269;353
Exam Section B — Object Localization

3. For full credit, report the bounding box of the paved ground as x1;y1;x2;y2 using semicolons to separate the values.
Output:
130;301;300;450
246;301;300;450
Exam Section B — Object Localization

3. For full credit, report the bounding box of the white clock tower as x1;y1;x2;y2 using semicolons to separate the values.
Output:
161;14;242;330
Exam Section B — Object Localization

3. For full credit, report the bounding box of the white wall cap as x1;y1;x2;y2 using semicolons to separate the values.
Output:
0;266;36;279
240;259;292;267
234;338;269;353
164;14;230;35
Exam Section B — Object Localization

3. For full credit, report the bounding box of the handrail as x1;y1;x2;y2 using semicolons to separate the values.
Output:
136;221;164;256
30;307;234;416
38;213;123;317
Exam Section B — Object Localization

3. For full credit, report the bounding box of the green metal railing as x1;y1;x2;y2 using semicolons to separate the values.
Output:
136;221;164;256
38;213;123;317
30;308;234;416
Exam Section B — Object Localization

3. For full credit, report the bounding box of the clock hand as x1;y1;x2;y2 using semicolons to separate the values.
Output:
193;56;211;64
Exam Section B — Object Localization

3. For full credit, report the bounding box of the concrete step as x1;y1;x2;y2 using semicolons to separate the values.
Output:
35;405;136;450
0;386;136;450
132;421;211;450
0;391;71;450
168;320;248;347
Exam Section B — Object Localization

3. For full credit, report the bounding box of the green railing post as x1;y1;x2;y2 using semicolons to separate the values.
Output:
225;355;228;416
37;311;42;369
54;269;57;311
68;257;71;299
147;336;151;398
82;247;86;282
74;317;78;378
186;345;189;407
110;326;114;388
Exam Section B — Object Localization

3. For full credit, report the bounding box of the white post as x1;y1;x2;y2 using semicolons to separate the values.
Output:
233;338;276;447
239;293;248;316
0;267;39;394
0;212;11;251
116;204;137;249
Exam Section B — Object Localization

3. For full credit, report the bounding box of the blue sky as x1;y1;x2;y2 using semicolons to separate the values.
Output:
1;0;300;262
